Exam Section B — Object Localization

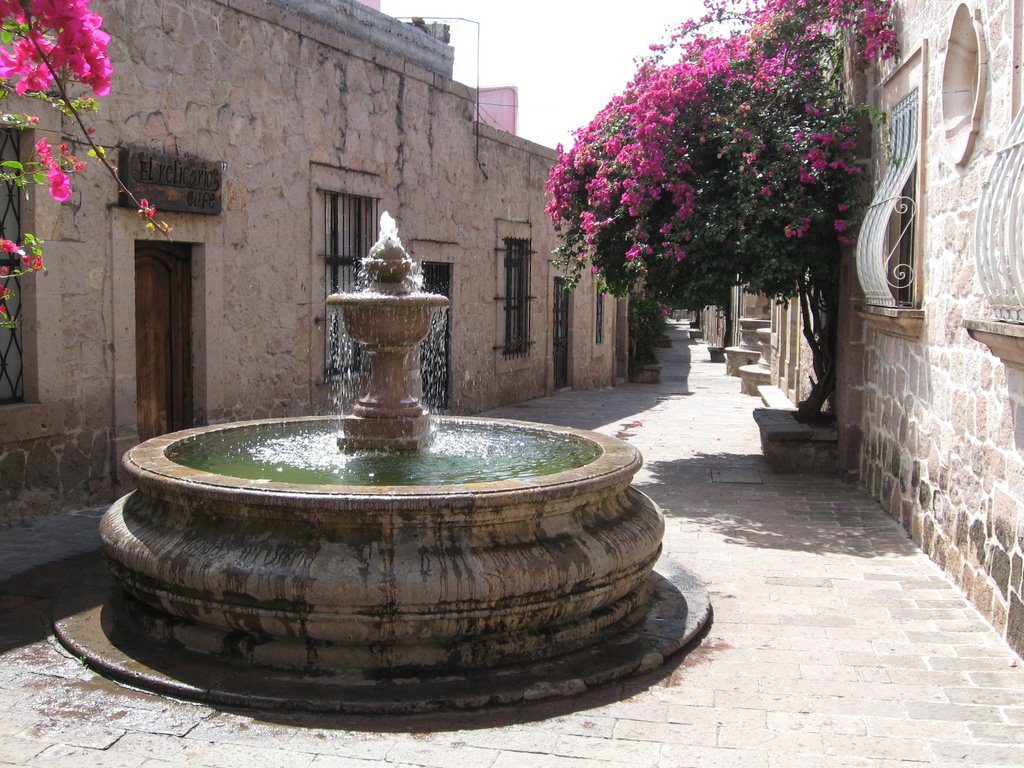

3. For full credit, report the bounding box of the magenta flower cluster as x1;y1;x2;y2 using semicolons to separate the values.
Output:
546;0;896;308
0;0;114;327
0;0;112;206
0;0;111;97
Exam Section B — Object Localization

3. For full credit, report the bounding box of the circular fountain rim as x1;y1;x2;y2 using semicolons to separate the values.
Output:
123;415;642;502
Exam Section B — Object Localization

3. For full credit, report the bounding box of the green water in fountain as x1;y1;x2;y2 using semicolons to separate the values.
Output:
166;420;602;486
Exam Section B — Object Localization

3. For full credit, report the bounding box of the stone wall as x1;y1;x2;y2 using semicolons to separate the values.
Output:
0;0;619;523
854;0;1024;656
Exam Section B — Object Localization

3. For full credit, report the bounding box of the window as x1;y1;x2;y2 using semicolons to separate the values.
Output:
595;291;605;344
502;237;531;357
0;128;22;404
856;88;921;308
324;191;378;376
976;104;1024;322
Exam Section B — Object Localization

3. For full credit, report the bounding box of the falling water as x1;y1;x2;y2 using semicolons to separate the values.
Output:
420;303;450;413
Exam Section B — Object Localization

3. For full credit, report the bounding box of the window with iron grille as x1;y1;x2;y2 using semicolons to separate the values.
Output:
324;191;378;377
976;104;1024;322
856;88;920;308
0;128;22;404
595;291;605;344
502;237;530;358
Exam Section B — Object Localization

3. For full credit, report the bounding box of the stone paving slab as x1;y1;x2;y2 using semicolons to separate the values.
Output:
1;319;1023;766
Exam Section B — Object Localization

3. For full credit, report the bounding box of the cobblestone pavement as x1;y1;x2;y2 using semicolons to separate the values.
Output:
1;319;1022;767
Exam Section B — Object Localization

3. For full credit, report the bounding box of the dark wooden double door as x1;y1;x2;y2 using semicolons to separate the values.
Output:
135;243;191;441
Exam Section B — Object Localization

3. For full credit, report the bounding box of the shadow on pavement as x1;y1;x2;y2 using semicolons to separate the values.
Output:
643;452;918;559
0;548;106;655
483;385;691;432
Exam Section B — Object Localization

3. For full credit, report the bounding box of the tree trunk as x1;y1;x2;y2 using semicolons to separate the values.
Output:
795;275;838;424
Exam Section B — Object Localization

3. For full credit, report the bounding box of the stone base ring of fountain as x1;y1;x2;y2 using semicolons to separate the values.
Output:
53;415;711;713
54;566;707;713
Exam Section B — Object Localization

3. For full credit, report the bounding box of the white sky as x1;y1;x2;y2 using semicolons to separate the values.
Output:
379;1;705;149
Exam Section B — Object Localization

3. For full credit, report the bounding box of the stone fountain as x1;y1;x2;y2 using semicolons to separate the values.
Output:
54;214;709;713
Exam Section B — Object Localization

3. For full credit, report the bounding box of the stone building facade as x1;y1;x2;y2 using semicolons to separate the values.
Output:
0;0;622;523
791;0;1024;655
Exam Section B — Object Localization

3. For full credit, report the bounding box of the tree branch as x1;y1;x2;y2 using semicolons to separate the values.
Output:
26;22;171;238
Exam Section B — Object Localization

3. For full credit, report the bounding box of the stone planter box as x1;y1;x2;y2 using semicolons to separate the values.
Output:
753;408;838;474
631;364;662;383
708;346;726;363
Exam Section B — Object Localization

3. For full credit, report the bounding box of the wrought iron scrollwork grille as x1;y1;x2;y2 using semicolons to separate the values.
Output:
976;105;1024;322
856;88;920;307
0;128;22;404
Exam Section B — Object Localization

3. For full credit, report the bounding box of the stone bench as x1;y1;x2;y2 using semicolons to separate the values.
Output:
753;407;838;474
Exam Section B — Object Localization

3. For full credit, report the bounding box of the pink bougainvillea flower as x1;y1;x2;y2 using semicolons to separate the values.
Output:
46;166;71;201
0;0;112;96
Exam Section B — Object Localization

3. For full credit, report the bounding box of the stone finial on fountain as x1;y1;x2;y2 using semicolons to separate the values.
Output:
361;212;416;295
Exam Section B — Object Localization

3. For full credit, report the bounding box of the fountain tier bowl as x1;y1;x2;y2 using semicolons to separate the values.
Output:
97;416;666;674
327;291;450;346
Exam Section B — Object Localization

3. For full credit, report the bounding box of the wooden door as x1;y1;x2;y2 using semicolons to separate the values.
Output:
135;243;192;441
553;277;570;390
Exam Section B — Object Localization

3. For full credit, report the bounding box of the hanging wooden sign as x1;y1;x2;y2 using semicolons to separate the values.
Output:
118;148;223;216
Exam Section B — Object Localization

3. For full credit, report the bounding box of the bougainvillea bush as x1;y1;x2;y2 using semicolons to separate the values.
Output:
0;0;165;330
0;0;112;327
547;0;896;420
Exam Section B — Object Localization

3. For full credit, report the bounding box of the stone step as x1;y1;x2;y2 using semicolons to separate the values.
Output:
757;384;797;411
738;363;771;397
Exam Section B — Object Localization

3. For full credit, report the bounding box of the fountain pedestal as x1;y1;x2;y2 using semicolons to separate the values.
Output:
332;293;449;452
341;412;431;452
328;213;449;452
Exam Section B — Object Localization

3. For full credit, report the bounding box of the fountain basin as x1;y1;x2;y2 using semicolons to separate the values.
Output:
57;213;709;712
99;416;665;673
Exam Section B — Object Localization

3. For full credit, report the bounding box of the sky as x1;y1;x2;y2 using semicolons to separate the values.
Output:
379;1;705;150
